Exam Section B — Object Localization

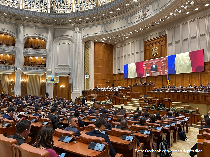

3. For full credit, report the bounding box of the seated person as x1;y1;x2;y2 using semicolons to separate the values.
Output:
8;120;31;145
193;87;198;92
86;118;116;157
101;106;108;113
175;112;180;117
2;107;15;120
199;83;204;88
168;111;175;119
149;81;153;85
182;87;188;92
139;117;146;126
101;113;112;130
201;116;210;127
64;116;80;136
156;112;162;120
143;81;147;85
158;87;162;92
144;112;150;120
47;107;60;130
132;114;139;121
149;114;156;123
203;86;209;92
33;107;42;118
162;85;166;88
88;107;94;114
188;84;192;87
34;126;59;157
152;87;157;91
74;110;84;127
199;118;210;131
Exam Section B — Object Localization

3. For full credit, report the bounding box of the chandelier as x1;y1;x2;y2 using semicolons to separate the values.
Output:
0;0;113;13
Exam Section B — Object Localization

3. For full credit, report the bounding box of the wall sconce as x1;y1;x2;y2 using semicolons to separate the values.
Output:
10;79;14;85
21;79;26;83
42;80;46;83
60;85;65;88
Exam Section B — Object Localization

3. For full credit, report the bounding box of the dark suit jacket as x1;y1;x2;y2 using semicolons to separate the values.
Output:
8;134;26;145
48;114;59;129
64;126;81;136
86;129;116;157
200;124;210;130
105;123;112;130
78;118;85;127
150;64;158;71
2;113;12;120
82;98;86;105
33;113;42;118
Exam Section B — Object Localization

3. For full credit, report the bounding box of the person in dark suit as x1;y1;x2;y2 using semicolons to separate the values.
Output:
101;106;108;114
149;81;153;85
200;118;210;129
74;110;84;127
47;107;60;129
150;61;158;71
168;112;175;119
8;120;31;145
101;113;112;130
139;117;146;126
86;118;116;157
33;107;42;118
82;97;86;106
45;92;49;98
149;114;156;123
132;114;139;121
64;116;81;136
2;107;15;120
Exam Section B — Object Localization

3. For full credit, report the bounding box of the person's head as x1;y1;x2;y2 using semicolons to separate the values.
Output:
136;107;139;111
7;107;15;117
16;120;31;138
121;119;128;128
74;110;80;117
50;107;57;114
134;114;139;120
150;114;156;122
168;111;173;117
95;117;106;132
121;106;123;110
35;107;41;113
34;126;54;149
101;113;108;121
68;116;78;128
175;112;179;117
144;112;149;118
140;117;146;125
205;118;210;125
204;115;209;121
81;108;85;113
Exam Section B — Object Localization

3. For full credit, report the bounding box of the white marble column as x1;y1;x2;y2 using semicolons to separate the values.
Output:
46;26;54;98
89;41;94;89
72;27;82;100
14;24;24;96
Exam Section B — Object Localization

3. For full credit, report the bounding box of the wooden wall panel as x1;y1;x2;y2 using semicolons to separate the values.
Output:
183;74;191;87
8;72;15;95
200;72;208;86
21;73;27;96
155;76;163;88
175;74;183;87
40;73;46;97
191;73;200;86
94;42;113;87
144;35;167;60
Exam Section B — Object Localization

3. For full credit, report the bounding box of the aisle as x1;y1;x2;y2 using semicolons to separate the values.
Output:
169;127;198;157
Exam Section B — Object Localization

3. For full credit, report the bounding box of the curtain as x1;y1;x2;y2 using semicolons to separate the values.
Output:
0;74;9;94
27;75;41;96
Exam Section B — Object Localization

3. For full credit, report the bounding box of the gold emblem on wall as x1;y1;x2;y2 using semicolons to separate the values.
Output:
152;46;158;57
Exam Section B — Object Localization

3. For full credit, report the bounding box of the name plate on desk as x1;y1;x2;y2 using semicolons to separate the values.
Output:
162;124;170;128
58;135;73;143
153;126;162;130
88;142;106;152
140;130;150;135
120;135;134;141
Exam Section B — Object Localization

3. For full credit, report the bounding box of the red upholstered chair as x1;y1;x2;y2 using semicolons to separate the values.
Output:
0;134;17;157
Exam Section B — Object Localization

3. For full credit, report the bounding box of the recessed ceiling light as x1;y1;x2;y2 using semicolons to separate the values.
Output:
133;0;137;2
170;13;173;15
126;37;128;38
190;1;194;5
116;8;120;10
110;11;113;13
69;20;71;21
79;19;82;20
103;14;105;16
186;12;189;14
130;32;132;34
195;8;198;10
181;5;184;8
26;17;28;18
126;4;129;6
86;18;89;19
93;17;96;18
205;4;209;6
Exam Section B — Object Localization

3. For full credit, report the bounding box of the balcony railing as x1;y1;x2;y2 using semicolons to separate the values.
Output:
0;0;114;13
23;48;47;55
0;65;15;71
0;45;16;53
22;66;46;72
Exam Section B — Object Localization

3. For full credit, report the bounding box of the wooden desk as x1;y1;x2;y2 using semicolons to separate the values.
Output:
53;136;108;157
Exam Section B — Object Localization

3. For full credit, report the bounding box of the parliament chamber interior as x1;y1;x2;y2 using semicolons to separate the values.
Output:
0;0;210;157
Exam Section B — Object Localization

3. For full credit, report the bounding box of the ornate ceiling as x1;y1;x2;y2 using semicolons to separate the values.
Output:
0;0;210;44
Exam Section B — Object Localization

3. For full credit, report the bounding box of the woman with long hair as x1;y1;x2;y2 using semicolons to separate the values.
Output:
34;125;59;157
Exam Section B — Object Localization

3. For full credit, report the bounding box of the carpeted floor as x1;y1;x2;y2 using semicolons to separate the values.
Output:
169;127;198;157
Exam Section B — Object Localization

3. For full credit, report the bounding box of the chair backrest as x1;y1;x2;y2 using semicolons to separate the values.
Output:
130;124;149;132
0;134;17;157
18;143;50;157
80;134;105;145
109;128;132;137
54;129;74;137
